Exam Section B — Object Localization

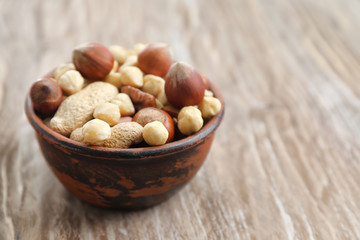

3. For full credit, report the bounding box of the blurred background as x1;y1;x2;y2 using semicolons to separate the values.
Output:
1;0;360;239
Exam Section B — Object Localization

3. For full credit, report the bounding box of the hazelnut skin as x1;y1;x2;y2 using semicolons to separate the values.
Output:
137;43;173;77
73;42;114;80
132;107;175;143
200;73;210;90
165;62;205;107
30;78;63;118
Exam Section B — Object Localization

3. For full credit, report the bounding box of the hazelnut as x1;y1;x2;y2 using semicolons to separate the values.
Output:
157;90;168;106
109;45;133;64
133;43;146;54
132;107;174;143
137;43;172;77
119;55;138;71
93;102;121;126
143;121;169;146
110;93;135;116
165;62;205;107
54;63;75;81
73;42;114;80
104;71;122;88
58;70;84;95
142;74;165;97
30;78;63;118
204;89;214;97
198;96;221;118
177;106;203;136
119;66;143;88
82;119;111;145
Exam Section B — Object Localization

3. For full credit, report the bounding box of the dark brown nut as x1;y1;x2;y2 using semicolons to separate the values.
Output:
165;62;205;107
137;43;172;77
121;85;156;110
30;78;63;118
73;42;114;80
132;107;174;143
161;105;180;118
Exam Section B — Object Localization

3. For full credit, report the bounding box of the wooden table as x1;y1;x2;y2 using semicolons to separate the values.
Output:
1;0;360;239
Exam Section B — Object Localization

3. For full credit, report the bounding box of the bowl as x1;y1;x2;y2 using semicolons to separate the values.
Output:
25;74;225;210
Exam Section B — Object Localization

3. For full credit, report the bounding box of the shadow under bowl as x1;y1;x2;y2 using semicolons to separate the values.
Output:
25;80;225;210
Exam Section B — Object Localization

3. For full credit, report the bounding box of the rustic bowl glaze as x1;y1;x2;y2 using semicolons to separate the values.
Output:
25;76;224;210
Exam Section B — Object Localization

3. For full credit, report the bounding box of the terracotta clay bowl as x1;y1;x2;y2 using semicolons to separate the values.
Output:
25;75;224;210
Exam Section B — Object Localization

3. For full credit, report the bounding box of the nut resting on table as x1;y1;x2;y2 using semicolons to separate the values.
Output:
29;42;222;148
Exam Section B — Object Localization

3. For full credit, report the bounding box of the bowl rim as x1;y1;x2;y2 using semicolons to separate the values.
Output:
25;79;225;160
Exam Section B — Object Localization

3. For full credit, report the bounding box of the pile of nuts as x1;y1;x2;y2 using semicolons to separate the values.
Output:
30;42;222;148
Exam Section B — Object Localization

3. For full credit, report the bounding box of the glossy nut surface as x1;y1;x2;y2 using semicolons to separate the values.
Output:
73;42;114;80
165;62;205;107
137;43;172;77
30;78;63;118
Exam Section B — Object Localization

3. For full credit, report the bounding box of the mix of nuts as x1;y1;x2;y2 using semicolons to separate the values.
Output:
30;42;222;148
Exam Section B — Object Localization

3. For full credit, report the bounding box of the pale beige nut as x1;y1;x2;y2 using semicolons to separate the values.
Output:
103;122;143;148
82;119;111;145
177;106;203;135
109;45;132;64
143;121;168;146
119;55;138;71
133;43;146;54
50;81;118;136
93;102;121;126
142;74;165;97
58;70;85;95
111;60;119;72
119;66;143;88
157;90;168;106
54;63;76;81
110;93;135;116
198;96;222;118
70;127;84;142
204;89;214;97
104;71;122;88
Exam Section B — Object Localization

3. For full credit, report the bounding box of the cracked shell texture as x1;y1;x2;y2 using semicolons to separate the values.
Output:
50;82;118;136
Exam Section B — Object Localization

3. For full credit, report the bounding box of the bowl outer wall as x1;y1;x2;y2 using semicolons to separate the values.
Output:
25;80;225;209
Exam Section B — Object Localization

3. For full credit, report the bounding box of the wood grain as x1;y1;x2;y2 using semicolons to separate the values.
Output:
1;0;360;239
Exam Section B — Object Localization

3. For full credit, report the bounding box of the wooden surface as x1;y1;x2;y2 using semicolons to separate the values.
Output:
1;0;360;239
